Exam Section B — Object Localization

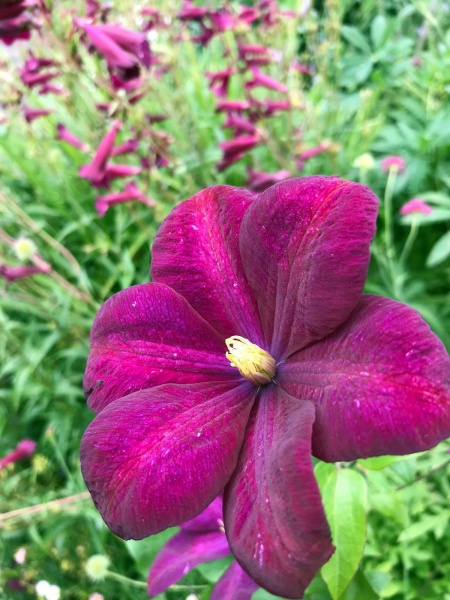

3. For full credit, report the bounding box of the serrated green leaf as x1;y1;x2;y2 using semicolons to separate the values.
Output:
320;469;368;600
341;26;372;54
398;512;450;542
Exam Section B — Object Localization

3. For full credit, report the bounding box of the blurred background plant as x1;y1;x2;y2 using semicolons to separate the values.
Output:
1;0;450;599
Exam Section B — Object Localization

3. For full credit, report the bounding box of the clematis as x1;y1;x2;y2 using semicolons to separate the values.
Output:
148;496;259;599
81;177;450;599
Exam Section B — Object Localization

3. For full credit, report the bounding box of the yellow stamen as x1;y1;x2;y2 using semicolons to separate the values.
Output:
225;335;276;386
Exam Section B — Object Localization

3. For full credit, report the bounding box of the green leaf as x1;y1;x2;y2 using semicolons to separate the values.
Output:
358;455;405;470
196;556;233;582
426;231;450;267
398;512;450;542
125;528;177;577
370;15;387;49
341;26;372;54
342;569;378;600
339;56;373;89
319;469;368;600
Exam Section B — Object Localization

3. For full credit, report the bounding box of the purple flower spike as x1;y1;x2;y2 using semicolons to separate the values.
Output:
81;177;450;599
206;68;235;98
217;134;261;171
400;198;433;215
148;496;260;600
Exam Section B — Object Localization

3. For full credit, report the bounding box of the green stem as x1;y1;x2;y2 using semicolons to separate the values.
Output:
105;571;147;589
400;216;420;266
383;166;401;298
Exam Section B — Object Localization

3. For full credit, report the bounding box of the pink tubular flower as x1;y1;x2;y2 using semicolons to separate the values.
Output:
260;99;290;116
79;120;121;185
0;262;50;282
80;176;450;598
245;67;287;93
76;20;151;69
111;138;139;157
148;497;259;599
23;107;52;122
223;113;257;135
216;99;251;113
381;155;406;174
95;182;155;217
0;0;39;46
296;141;332;170
216;134;261;171
210;9;237;32
247;168;291;193
205;68;235;98
0;439;36;469
400;198;433;216
56;124;89;152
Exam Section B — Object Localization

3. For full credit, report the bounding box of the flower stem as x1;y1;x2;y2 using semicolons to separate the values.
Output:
399;215;420;266
105;571;147;589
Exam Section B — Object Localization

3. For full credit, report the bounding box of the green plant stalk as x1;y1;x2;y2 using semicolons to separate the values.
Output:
383;165;402;298
399;215;420;266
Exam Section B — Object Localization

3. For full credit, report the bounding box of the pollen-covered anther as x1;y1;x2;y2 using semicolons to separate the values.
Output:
225;335;276;386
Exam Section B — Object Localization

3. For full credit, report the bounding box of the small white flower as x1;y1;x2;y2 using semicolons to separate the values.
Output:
85;554;110;581
13;237;37;261
35;580;60;600
89;594;105;600
14;546;27;564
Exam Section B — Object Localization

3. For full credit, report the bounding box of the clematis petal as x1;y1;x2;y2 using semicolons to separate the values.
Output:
151;186;264;345
181;496;224;532
84;282;237;413
147;529;230;597
280;295;450;461
81;381;256;540
239;176;378;359
210;561;259;600
224;386;334;599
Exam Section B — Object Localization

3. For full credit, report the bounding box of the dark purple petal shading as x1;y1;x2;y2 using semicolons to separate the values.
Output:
210;561;259;600
181;495;224;532
84;282;239;413
81;381;256;539
147;529;230;596
280;295;450;461
224;386;333;599
239;176;378;359
151;186;264;345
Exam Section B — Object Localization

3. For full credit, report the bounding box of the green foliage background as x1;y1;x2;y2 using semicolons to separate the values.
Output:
1;1;450;599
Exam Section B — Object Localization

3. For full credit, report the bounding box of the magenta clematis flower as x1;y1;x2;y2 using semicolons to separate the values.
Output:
95;181;155;217
148;496;259;599
0;439;36;469
400;198;433;215
380;155;406;174
80;177;450;598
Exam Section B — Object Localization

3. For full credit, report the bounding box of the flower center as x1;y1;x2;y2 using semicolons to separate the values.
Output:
225;335;276;386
